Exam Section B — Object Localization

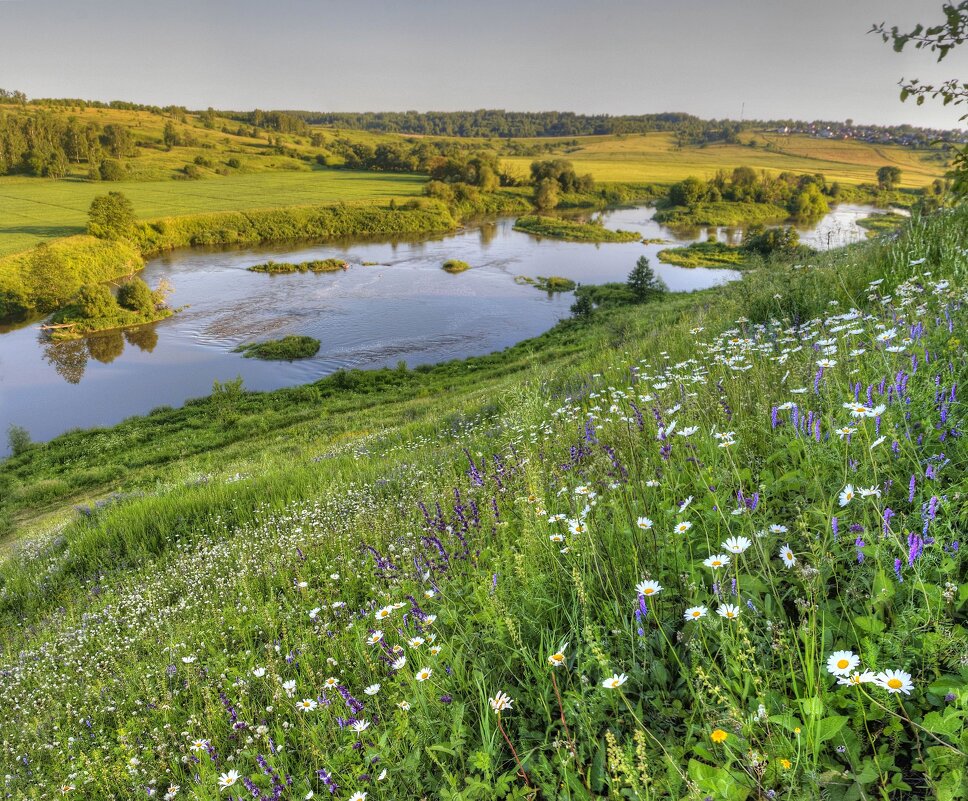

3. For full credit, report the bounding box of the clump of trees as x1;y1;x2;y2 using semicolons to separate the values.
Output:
876;165;902;190
571;255;666;318
742;225;802;257
87;192;136;239
665;167;833;222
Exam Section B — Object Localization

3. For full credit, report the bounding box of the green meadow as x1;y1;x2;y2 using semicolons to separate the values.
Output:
0;170;426;256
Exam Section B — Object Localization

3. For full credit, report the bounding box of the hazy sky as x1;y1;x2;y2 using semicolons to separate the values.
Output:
1;0;966;128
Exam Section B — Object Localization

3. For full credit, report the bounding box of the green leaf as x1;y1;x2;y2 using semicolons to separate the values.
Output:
853;615;886;634
817;715;849;744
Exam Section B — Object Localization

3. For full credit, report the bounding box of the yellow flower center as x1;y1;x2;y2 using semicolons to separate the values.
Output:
837;659;849;669
727;611;735;618
713;560;721;566
888;678;903;689
643;588;654;595
692;611;701;617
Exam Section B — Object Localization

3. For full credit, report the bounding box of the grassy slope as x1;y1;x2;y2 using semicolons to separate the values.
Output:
502;131;946;187
0;208;965;799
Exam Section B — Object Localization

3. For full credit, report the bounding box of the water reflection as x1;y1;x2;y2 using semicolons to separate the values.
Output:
41;324;159;384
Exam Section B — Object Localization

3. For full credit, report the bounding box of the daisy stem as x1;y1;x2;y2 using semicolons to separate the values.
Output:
496;713;533;788
862;689;966;755
550;670;576;756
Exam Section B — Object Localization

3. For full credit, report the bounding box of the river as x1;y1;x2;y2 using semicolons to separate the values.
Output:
0;204;885;452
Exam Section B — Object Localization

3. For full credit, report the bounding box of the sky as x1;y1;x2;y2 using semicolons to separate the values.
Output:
1;0;966;129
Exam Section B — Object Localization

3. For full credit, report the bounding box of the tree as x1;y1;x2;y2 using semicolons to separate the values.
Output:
626;256;667;302
876;166;902;190
101;124;133;158
6;425;31;456
742;225;801;257
872;3;968;193
87;192;135;239
789;184;829;222
117;277;154;313
162;120;179;150
75;284;119;319
26;244;79;312
570;291;593;318
99;159;125;181
533;178;560;210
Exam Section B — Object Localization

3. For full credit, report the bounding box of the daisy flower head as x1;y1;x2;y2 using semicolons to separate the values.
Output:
351;719;371;733
547;643;569;668
391;656;406;670
636;579;662;597
218;770;240;790
703;553;731;570
323;676;339;689
876;669;914;695
779;544;796;568
397;700;411;711
297;698;318;712
826;650;860;677
723;536;752;554
839;484;855;507
675;521;692;534
415;667;433;682
718;604;741;620
683;605;708;621
601;673;628;689
375;606;393;621
190;739;208;753
489;690;514;713
636;516;654;530
366;631;384;645
769;524;788;534
348;793;367;801
364;684;381;696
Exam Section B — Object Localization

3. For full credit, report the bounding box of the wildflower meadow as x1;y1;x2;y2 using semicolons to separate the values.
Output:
0;208;966;800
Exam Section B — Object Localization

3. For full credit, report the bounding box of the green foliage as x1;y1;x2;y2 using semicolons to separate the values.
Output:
626;255;667;299
74;283;119;319
533;177;560;210
658;240;750;267
116;277;155;313
99;159;126;181
513;214;640;242
233;335;320;361
87;191;136;240
0;208;967;800
741;225;803;258
5;425;31;457
569;290;595;317
857;212;909;235
877;165;903;190
654;200;790;227
247;259;348;274
516;274;578;292
0;236;142;319
790;182;830;221
442;259;471;273
529;159;594;192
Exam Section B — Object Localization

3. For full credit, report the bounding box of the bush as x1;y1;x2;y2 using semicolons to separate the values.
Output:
742;225;802;258
99;160;126;182
74;284;119;319
117;278;155;313
226;157;242;169
6;425;31;456
182;164;202;179
87;192;136;240
233;336;320;361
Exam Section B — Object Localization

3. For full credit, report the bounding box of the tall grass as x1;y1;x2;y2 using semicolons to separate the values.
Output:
0;208;965;800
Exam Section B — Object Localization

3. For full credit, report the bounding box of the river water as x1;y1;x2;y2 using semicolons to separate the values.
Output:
0;204;884;452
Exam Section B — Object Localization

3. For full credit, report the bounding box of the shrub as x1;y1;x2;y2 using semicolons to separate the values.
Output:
442;259;471;273
6;425;31;456
99;159;126;181
73;284;119;319
117;278;155;313
87;192;136;240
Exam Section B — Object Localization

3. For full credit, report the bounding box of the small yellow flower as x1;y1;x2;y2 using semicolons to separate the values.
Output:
780;758;792;770
710;729;728;744
793;727;801;735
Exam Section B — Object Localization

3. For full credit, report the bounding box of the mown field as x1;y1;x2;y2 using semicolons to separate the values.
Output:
502;132;947;188
0;207;965;799
0;170;426;256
